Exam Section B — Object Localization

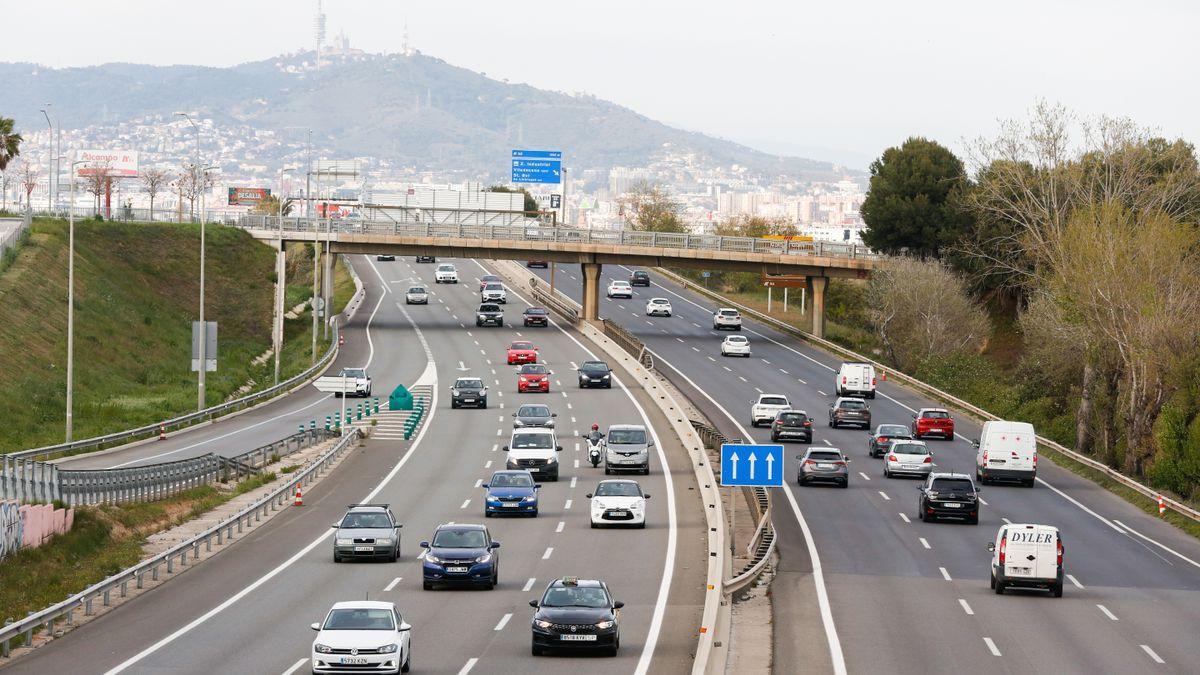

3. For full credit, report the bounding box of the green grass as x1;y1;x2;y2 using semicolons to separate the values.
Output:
234;471;279;496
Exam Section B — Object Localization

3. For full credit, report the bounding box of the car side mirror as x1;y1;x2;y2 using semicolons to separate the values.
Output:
556;445;563;452
614;601;625;609
987;542;996;553
648;440;655;447
911;413;917;419
585;493;593;498
330;524;338;529
512;413;518;417
491;542;501;549
529;600;540;608
481;483;489;489
398;622;412;632
419;541;430;548
795;455;802;461
972;440;980;448
534;484;542;490
311;623;321;631
643;494;651;499
552;413;558;417
502;445;509;451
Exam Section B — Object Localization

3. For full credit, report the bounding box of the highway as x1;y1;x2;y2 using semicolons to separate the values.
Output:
8;256;705;674
531;262;1200;674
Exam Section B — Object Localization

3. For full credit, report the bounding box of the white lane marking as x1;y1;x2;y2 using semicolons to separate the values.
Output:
417;550;427;561
754;386;763;393
878;491;890;501
978;497;989;506
858;472;870;481
899;513;911;523
491;444;499;452
1066;574;1083;589
523;578;537;592
574;442;580;453
919;538;931;549
817;390;828;396
676;337;685;343
494;613;512;631
1112;519;1200;570
779;368;788;374
485;460;493;469
571;416;577;424
958;598;974;615
542;547;554;560
798;378;807;385
474;479;483;488
983;638;1001;657
460;499;471;509
567;402;573;410
556;521;565;533
574;459;580;468
723;366;732;372
496;429;502;436
762;359;770;365
384;577;402;592
1141;645;1165;664
708;356;716;362
570;476;577;488
939;567;951;581
282;658;309;675
1001;517;1012;524
738;376;747;382
458;658;479;675
1097;604;1119;621
691;347;700;352
564;499;573;510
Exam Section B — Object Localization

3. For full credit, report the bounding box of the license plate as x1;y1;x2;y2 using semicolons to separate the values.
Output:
610;510;628;516
560;634;597;641
354;546;374;551
341;657;369;664
902;464;919;470
502;503;519;508
446;566;470;573
818;463;834;469
528;467;540;472
463;399;475;403
943;503;961;508
1009;566;1032;576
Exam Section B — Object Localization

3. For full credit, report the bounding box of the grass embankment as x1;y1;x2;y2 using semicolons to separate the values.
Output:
0;220;351;454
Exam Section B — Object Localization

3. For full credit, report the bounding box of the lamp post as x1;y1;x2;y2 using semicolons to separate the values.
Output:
40;106;53;214
65;159;87;441
175;112;206;410
275;167;293;385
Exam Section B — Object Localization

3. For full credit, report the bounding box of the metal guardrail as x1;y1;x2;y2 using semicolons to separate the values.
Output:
0;216;29;262
0;428;361;658
658;267;1200;523
527;277;581;324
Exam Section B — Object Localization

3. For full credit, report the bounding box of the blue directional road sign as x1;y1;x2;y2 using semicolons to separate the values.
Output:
720;443;784;487
512;149;562;184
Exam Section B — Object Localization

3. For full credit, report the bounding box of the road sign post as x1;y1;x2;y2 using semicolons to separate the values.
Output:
720;443;784;487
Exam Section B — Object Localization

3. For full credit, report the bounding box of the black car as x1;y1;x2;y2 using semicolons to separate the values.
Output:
868;424;914;458
577;360;613;389
629;270;650;286
476;303;504;327
829;397;871;429
770;410;813;443
523;307;550;327
416;255;436;263
376;254;396;261
530;578;622;656
917;472;980;524
527;260;549;268
451;377;488;409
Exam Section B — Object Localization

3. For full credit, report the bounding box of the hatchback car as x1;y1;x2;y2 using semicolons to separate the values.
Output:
450;377;488;409
721;335;751;357
829;397;871;428
420;524;500;590
797;447;850;487
518;364;551;393
478;274;501;292
917;472;980;524
513;404;556;428
868;424;914;458
483;470;540;517
332;504;402;563
630;270;651;286
606;280;633;299
645;298;672;316
912;408;955;440
577;360;612;388
523;307;550;327
404;286;428;305
883;440;934;479
311;601;412;674
771;410;813;443
587;479;650;528
530;578;623;656
507;341;539;365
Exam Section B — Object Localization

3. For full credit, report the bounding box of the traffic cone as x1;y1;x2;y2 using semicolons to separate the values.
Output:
294;489;304;506
1157;494;1166;516
338;334;345;347
158;424;166;441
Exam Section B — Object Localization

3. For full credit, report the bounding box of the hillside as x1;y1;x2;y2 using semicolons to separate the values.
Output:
0;52;851;181
0;220;351;453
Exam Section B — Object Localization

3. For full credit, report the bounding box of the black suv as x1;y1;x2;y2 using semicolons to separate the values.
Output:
917;472;980;524
523;307;550;327
451;377;488;409
868;424;914;458
629;270;650;286
530;577;623;656
577;360;613;389
771;410;813;443
415;255;436;263
829;397;871;428
476;303;504;327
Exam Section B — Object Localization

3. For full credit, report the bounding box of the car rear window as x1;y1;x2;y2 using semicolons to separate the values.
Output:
922;410;951;419
890;442;929;455
760;396;788;406
719;310;738;317
931;478;974;492
808;451;842;461
878;425;910;437
651;298;669;304
778;413;807;425
839;400;867;410
727;336;748;343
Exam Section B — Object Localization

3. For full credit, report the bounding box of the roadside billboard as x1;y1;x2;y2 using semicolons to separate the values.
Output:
227;187;272;206
75;149;139;177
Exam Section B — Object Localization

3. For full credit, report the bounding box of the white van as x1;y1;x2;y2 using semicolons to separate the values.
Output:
835;362;876;398
988;523;1063;597
504;428;562;481
974;421;1037;486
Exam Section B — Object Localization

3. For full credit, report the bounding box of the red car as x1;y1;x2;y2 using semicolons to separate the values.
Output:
517;364;550;393
912;408;955;440
507;340;539;365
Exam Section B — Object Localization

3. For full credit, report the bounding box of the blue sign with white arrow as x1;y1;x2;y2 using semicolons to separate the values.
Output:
511;149;562;184
720;443;784;487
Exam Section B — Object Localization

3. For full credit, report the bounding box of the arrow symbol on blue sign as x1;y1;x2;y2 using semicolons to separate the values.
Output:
766;453;774;480
729;452;739;479
748;453;757;479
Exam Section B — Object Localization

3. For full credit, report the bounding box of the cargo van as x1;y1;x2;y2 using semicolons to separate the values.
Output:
835;362;876;399
974;421;1037;486
988;523;1063;597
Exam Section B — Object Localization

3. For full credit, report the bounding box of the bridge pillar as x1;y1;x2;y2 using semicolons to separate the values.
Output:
807;275;828;339
581;263;602;321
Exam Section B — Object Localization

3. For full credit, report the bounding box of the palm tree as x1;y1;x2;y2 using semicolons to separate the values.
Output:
0;117;22;172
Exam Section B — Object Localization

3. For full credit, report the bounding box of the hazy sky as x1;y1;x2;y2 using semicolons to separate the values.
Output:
3;0;1197;168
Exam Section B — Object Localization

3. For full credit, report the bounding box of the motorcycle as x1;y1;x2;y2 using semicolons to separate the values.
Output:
584;434;604;468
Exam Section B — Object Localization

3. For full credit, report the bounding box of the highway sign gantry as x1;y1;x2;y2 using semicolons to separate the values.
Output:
720;443;784;487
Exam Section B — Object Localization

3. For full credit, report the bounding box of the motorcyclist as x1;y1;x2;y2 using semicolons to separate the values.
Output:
587;423;605;445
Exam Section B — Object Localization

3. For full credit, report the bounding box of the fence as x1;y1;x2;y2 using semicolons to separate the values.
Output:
0;216;29;264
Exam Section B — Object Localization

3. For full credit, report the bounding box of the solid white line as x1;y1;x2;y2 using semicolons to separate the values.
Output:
983;637;1001;657
1141;645;1164;664
523;577;537;592
958;598;974;615
282;658;309;675
1097;604;1119;621
939;567;951;581
878;491;890;501
1066;574;1083;589
919;537;931;550
1112;519;1200;570
494;613;512;631
384;577;402;592
899;513;911;523
542;547;554;560
458;658;479;675
556;521;565;533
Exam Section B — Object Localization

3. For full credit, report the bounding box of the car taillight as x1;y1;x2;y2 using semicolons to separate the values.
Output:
998;536;1007;565
878;436;888;443
804;459;817;466
834;460;846;467
1056;539;1063;566
1011;451;1019;458
923;456;933;464
842;376;847;384
803;421;811;427
1033;454;1038;468
774;421;782;427
872;377;877;386
982;451;989;463
888;454;897;462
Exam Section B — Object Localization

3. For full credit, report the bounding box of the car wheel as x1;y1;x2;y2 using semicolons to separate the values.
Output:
484;511;492;518
1052;581;1064;597
990;572;996;589
481;400;488;409
994;580;1005;595
531;509;538;518
605;466;612;475
771;434;778;442
637;521;646;529
532;643;543;657
605;382;612;389
591;521;599;529
451;401;459;409
333;553;341;563
883;466;890;478
968;515;979;525
642;467;650;475
423;581;433;591
401;647;411;673
840;480;849;489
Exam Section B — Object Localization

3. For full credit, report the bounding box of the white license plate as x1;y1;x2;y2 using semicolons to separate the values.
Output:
528;467;540;472
902;464;919;470
610;510;629;516
560;634;597;641
943;503;961;508
446;566;470;573
502;503;519;508
1009;566;1032;576
341;657;369;664
817;463;834;469
463;398;475;403
354;546;374;551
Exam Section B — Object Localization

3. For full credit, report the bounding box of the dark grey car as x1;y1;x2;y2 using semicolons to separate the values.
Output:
513;404;556;428
797;447;850;488
829;397;871;429
332;504;402;562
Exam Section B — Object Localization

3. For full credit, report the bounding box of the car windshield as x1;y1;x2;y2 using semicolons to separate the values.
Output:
608;429;646;444
521;365;548;374
595;482;641;497
490;472;534;488
922;410;951;419
432;529;489;548
485;283;503;290
890;442;929;456
479;304;500;312
542;586;609;608
839;400;867;410
340;369;366;378
931;478;974;493
511;433;554;449
323;608;395;631
455;379;483;389
526;308;547;315
408;287;425;293
778;412;808;424
878;425;910;437
808;451;843;461
511;342;534;350
518;405;550;417
340;512;391;529
438;265;454;271
581;362;609;373
719;310;738;317
760;397;788;406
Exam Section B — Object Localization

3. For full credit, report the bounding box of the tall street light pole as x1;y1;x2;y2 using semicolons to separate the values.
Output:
65;159;87;441
175;112;206;410
40;106;53;214
275;167;293;385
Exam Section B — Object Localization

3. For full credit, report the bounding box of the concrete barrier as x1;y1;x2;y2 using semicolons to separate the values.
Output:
0;500;74;561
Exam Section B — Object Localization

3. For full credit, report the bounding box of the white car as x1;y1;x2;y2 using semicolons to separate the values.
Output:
645;298;672;316
404;286;428;305
606;280;633;299
989;523;1064;597
481;282;507;303
721;335;751;357
883;439;934;479
434;264;459;284
335;368;372;397
713;307;742;330
751;393;790;427
311;600;412;674
587;479;650;528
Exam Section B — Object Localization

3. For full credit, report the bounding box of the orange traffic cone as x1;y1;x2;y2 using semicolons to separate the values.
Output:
158;424;167;441
294;488;304;506
1157;494;1166;516
338;334;345;347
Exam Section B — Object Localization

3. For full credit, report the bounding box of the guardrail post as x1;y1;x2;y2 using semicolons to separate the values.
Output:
102;589;110;607
84;597;92;616
136;571;144;589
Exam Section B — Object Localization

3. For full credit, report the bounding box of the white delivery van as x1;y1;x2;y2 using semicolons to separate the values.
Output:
988;523;1063;597
974;420;1037;486
504;428;562;481
835;362;876;398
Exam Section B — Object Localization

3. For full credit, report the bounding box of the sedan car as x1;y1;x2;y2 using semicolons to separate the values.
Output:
829;397;871;429
645;298;672;317
912;408;956;440
883;440;934;479
523;307;550;327
311;601;411;674
376;253;396;261
513;403;556;428
507;340;539;365
483;470;540;517
918;472;980;524
332;504;402;563
587;479;650;528
606;280;633;299
479;274;501;292
518;364;551;393
415;255;436;263
578;360;613;388
420;524;500;590
530;578;623;656
404;285;428;305
771;410;813;443
450;377;488;409
797;447;850;487
868;424;914;458
721;335;751;357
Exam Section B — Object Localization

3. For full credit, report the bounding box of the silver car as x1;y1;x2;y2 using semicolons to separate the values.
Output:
332;504;402;562
604;424;653;475
797;447;850;488
512;404;556;428
405;285;429;304
883;439;934;479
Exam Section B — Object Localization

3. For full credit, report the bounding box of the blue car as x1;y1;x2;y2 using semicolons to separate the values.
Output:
421;523;500;590
483;470;540;517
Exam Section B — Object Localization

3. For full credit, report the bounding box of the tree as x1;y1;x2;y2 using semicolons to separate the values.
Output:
860;137;974;258
488;185;539;216
715;215;798;238
19;162;37;211
0;168;11;211
0;116;21;172
619;181;686;233
82;162;112;214
140;168;171;220
251;194;296;216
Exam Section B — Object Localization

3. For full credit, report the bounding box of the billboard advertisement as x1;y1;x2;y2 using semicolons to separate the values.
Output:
75;149;139;177
227;187;272;206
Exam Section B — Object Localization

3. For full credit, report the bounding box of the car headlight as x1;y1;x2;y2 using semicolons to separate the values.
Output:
375;538;391;545
633;500;645;510
546;457;557;464
475;553;492;564
520;377;529;382
580;375;590;380
451;389;460;396
514;420;525;427
425;554;441;564
523;495;537;502
487;495;501;503
596;620;615;630
601;374;610;379
314;643;333;654
336;538;353;546
378;643;398;654
535;619;553;629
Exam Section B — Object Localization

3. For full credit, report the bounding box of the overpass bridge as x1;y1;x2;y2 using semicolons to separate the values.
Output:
235;216;879;338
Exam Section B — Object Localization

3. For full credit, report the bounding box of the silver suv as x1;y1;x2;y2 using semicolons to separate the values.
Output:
332;504;402;563
604;424;653;475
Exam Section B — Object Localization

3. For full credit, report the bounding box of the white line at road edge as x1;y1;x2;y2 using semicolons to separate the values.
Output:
474;260;677;675
648;348;846;675
104;295;440;674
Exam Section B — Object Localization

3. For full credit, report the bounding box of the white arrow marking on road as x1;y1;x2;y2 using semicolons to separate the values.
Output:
729;452;739;480
748;453;757;480
765;453;775;480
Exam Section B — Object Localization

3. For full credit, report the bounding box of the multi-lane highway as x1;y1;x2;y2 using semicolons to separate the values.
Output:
531;262;1200;673
8;256;705;674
